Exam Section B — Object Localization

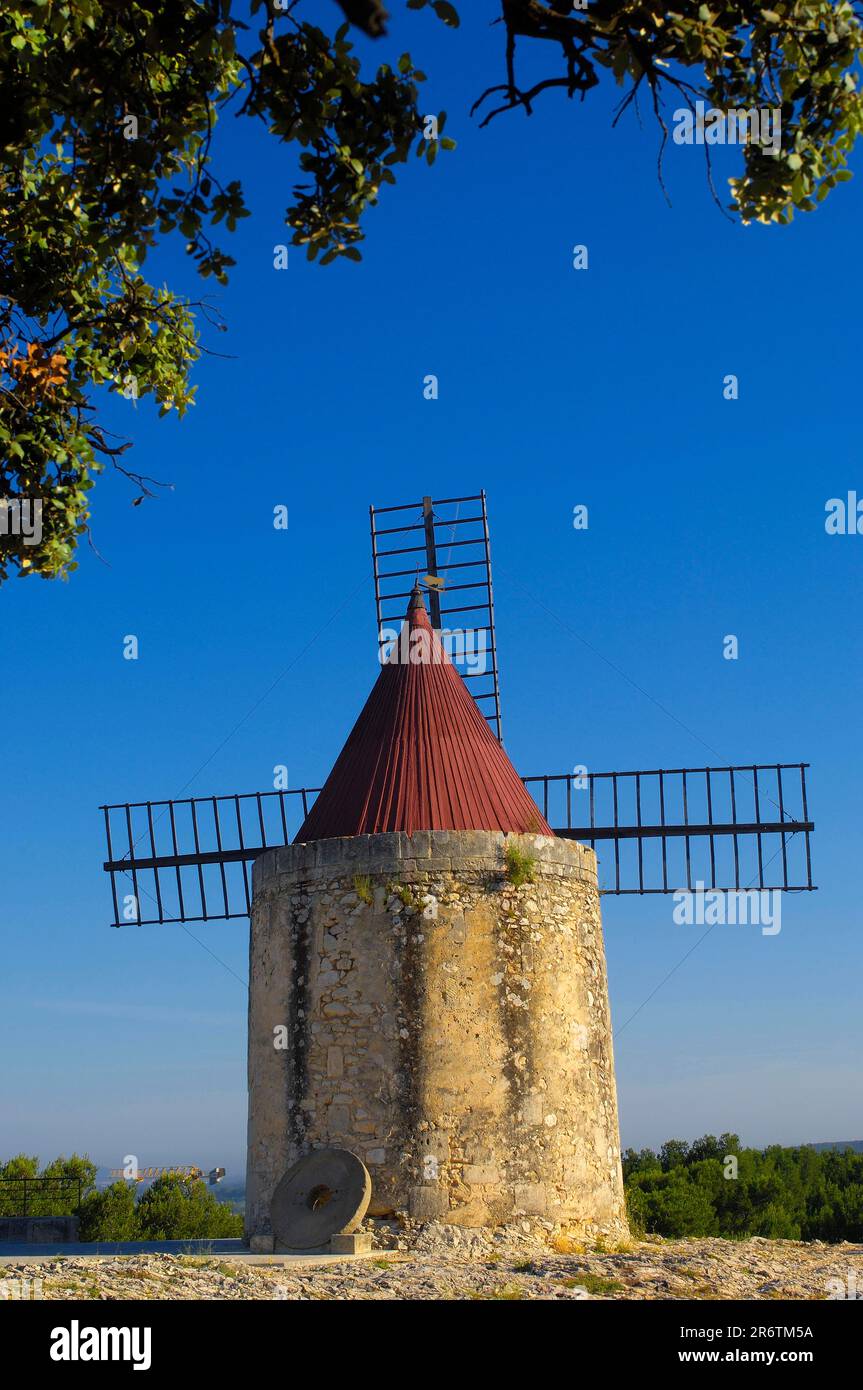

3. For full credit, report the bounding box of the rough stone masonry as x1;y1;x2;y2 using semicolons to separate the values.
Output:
245;829;627;1243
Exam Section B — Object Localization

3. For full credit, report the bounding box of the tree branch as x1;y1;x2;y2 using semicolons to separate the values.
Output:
333;1;389;37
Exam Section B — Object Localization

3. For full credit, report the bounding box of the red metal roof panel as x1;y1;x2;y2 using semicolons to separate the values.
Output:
295;586;552;841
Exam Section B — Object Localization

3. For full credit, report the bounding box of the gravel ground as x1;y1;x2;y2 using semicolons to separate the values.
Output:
3;1227;862;1301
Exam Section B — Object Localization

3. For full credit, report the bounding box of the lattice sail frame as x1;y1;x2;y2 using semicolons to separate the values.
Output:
522;763;814;896
100;763;814;926
100;493;816;926
370;492;503;739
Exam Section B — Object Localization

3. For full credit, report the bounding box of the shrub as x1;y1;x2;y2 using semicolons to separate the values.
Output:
504;842;535;888
625;1184;648;1239
135;1176;243;1241
78;1182;138;1242
353;874;374;906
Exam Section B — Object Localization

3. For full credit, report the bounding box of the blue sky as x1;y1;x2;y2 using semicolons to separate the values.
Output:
2;6;861;1177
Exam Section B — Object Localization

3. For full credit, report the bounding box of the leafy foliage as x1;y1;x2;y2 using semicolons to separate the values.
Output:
624;1134;863;1241
0;1152;96;1216
2;2;862;583
504;841;536;886
0;0;450;581
0;1153;242;1238
78;1179;139;1241
79;1174;243;1241
134;1173;243;1239
475;3;863;227
353;872;375;904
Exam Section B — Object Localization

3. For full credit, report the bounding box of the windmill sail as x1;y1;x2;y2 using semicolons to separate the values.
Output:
370;492;503;740
99;492;815;927
101;762;814;926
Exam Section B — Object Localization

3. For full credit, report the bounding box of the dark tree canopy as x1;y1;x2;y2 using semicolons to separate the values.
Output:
624;1135;863;1241
2;1;862;581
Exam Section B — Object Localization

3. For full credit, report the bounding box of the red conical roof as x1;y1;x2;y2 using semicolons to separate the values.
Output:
295;585;552;841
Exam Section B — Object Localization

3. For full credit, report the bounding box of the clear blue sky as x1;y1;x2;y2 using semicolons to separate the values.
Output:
2;7;861;1178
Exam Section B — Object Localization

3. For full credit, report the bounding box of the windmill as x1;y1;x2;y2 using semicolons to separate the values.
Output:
99;489;815;927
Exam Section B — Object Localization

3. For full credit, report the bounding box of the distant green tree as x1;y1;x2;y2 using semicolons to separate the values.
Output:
625;1135;863;1242
753;1201;801;1240
660;1138;690;1171
837;1184;863;1242
688;1134;725;1165
78;1181;138;1242
634;1170;720;1236
38;1154;97;1216
622;1146;661;1178
0;1152;95;1217
0;1153;39;1217
1;1153;243;1239
625;1181;648;1238
134;1175;243;1240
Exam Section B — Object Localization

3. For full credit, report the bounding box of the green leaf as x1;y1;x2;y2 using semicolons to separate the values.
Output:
432;1;460;28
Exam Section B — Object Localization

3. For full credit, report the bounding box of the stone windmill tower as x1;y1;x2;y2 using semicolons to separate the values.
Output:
245;583;627;1240
100;492;814;1245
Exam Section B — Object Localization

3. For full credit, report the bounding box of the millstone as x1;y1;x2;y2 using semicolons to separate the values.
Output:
270;1148;371;1250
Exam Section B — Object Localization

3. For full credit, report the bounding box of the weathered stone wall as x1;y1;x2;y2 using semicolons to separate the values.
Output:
245;831;626;1241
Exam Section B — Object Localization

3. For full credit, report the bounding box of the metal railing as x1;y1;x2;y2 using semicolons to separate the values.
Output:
0;1177;84;1217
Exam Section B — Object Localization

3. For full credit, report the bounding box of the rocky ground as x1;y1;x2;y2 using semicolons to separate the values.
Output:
3;1225;862;1300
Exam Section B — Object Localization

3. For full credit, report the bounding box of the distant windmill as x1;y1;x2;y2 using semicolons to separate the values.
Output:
99;490;815;926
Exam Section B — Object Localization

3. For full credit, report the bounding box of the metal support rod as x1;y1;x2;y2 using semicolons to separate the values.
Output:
370;504;381;645
235;797;250;914
212;797;230;919
422;495;442;629
730;768;740;890
480;490;503;742
683;769;692;892
124;802;140;919
146;802;163;921
190;799;207;921
555;820;813;842
168;800;186;920
103;807;120;927
706;770;716;889
801;763;813;888
753;765;764;889
777;766;789;889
